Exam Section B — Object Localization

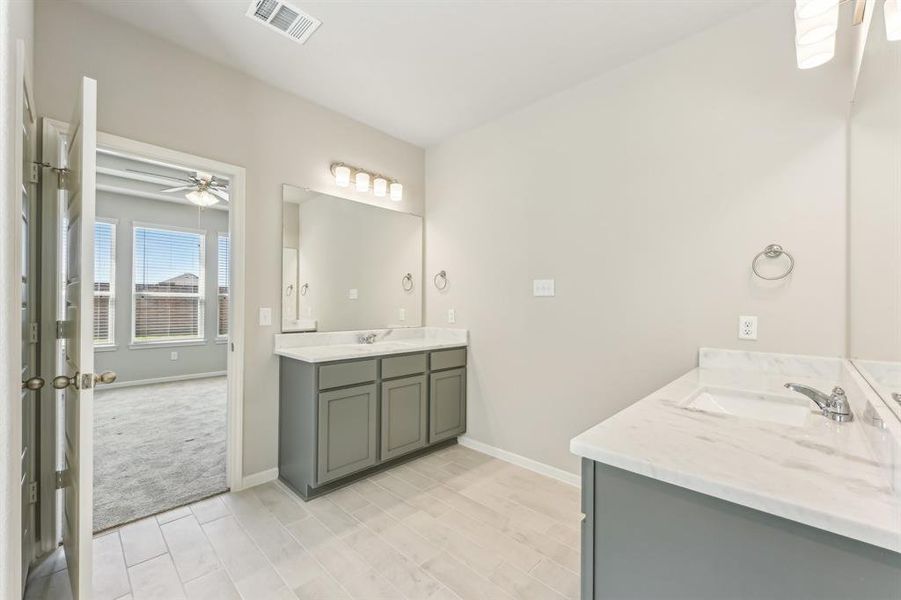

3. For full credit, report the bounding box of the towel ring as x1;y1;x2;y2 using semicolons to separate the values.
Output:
285;284;294;297
300;283;309;296
402;273;414;291
434;270;448;290
752;244;794;280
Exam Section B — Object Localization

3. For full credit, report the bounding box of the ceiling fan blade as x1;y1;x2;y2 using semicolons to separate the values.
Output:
210;188;230;202
159;185;194;193
126;168;190;183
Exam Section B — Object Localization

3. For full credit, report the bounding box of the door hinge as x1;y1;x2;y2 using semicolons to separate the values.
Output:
56;320;71;340
27;481;38;504
55;469;69;490
29;322;39;344
33;162;69;189
29;163;40;184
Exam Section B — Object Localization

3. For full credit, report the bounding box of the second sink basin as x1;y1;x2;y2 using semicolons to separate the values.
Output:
683;387;813;427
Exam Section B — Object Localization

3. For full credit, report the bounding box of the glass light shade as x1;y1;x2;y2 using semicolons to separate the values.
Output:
185;189;219;207
796;34;835;69
389;182;403;202
373;177;388;197
795;0;839;19
887;0;901;41
355;171;370;192
795;3;838;45
334;165;351;187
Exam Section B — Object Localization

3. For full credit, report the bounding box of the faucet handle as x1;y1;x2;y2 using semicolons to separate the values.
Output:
831;386;846;398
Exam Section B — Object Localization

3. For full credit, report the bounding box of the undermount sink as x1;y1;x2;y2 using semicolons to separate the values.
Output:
682;387;813;427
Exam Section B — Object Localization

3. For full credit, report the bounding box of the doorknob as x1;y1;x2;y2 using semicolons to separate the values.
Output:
21;377;45;391
94;371;117;385
52;375;76;390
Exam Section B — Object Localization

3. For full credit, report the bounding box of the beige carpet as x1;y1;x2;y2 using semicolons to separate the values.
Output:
93;376;227;531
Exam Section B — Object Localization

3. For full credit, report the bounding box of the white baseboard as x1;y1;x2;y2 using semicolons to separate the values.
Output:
101;370;227;390
240;468;278;490
458;436;581;488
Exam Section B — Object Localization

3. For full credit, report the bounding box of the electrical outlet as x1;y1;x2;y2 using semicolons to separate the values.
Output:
448;308;456;324
348;288;359;300
170;351;178;361
259;307;272;327
399;308;406;321
533;279;556;297
738;315;758;340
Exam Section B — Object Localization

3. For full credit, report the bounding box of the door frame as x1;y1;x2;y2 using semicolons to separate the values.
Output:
36;122;248;551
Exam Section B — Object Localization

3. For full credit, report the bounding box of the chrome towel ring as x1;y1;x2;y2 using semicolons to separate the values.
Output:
300;283;309;296
434;270;448;290
752;244;794;280
402;273;414;291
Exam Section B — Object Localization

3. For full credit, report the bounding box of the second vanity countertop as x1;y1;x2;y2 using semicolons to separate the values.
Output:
274;327;468;363
570;348;901;553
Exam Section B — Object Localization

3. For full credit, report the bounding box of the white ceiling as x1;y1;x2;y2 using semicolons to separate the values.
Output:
77;0;763;147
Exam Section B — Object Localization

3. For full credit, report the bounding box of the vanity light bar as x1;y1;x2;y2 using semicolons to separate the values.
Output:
330;162;403;202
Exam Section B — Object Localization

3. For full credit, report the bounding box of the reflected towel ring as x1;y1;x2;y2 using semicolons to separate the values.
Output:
434;270;448;290
752;244;794;280
285;284;294;297
300;283;309;296
402;273;414;292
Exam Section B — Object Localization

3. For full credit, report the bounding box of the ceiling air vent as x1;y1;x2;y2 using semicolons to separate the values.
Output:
246;0;321;45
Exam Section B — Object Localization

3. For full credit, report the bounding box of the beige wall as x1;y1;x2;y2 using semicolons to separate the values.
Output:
33;0;424;477
849;8;901;362
425;3;851;473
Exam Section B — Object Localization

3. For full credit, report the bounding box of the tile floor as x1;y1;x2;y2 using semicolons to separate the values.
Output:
26;445;581;600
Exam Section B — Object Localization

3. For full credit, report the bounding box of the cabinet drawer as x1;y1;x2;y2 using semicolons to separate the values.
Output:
381;353;427;380
430;348;466;371
318;360;377;390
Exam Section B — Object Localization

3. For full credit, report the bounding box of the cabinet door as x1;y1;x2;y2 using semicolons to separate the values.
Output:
381;375;428;461
317;383;378;484
429;368;466;443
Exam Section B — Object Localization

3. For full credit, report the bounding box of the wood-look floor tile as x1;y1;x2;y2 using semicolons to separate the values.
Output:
353;506;441;566
305;497;360;536
155;506;192;526
189;496;230;524
529;559;580;600
403;511;503;577
160;515;220;583
120;518;167;567
128;554;186;600
421;552;514;600
327;486;371;513
183;569;240;600
489;561;567;600
92;532;132;600
254;483;310;525
202;515;272;583
293;571;352;600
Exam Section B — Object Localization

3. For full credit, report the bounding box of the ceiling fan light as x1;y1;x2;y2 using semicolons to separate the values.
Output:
186;189;219;207
795;3;839;45
796;34;835;69
886;0;901;41
333;164;351;187
373;177;388;197
389;182;403;202
355;171;370;192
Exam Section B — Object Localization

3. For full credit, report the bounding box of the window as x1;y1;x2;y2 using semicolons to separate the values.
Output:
94;221;116;346
217;233;230;338
133;225;205;343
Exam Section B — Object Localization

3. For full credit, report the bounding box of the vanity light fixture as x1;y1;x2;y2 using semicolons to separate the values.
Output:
886;0;901;40
329;162;404;202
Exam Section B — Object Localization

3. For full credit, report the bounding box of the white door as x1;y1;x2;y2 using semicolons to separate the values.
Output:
58;76;98;600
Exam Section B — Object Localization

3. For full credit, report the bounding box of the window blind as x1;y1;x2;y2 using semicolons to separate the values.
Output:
133;225;205;343
218;233;230;338
94;221;116;346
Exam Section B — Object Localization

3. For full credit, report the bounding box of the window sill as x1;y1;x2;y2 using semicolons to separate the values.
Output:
128;339;207;350
94;344;119;353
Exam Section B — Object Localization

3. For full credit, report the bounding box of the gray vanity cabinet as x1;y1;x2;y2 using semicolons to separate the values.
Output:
381;375;428;460
279;346;467;500
317;383;378;484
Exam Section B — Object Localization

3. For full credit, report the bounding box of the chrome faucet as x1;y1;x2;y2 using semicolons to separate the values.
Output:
357;333;378;344
784;383;853;423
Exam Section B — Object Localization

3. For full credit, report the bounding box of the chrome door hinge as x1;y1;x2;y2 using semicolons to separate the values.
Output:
29;163;40;184
55;470;69;490
33;162;69;189
29;322;39;344
27;481;38;504
56;320;71;340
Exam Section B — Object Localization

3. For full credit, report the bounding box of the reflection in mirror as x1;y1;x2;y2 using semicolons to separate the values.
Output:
281;184;422;332
849;12;901;421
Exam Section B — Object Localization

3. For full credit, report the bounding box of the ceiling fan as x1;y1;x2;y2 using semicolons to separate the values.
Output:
127;168;229;207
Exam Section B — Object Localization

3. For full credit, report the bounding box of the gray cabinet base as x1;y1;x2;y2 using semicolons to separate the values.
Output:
582;459;901;600
280;438;457;501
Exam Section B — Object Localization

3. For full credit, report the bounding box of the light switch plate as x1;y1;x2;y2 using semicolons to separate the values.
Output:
738;315;758;340
348;288;359;300
448;308;456;324
170;351;178;361
533;279;556;297
259;307;272;327
399;308;406;321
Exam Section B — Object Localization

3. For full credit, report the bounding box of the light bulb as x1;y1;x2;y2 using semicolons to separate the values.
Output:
796;34;835;69
389;182;403;202
333;164;350;187
373;177;388;197
355;172;370;192
186;190;219;207
887;0;901;41
795;3;838;45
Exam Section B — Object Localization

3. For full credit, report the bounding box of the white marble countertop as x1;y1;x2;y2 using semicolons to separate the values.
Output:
570;348;901;553
274;327;468;363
